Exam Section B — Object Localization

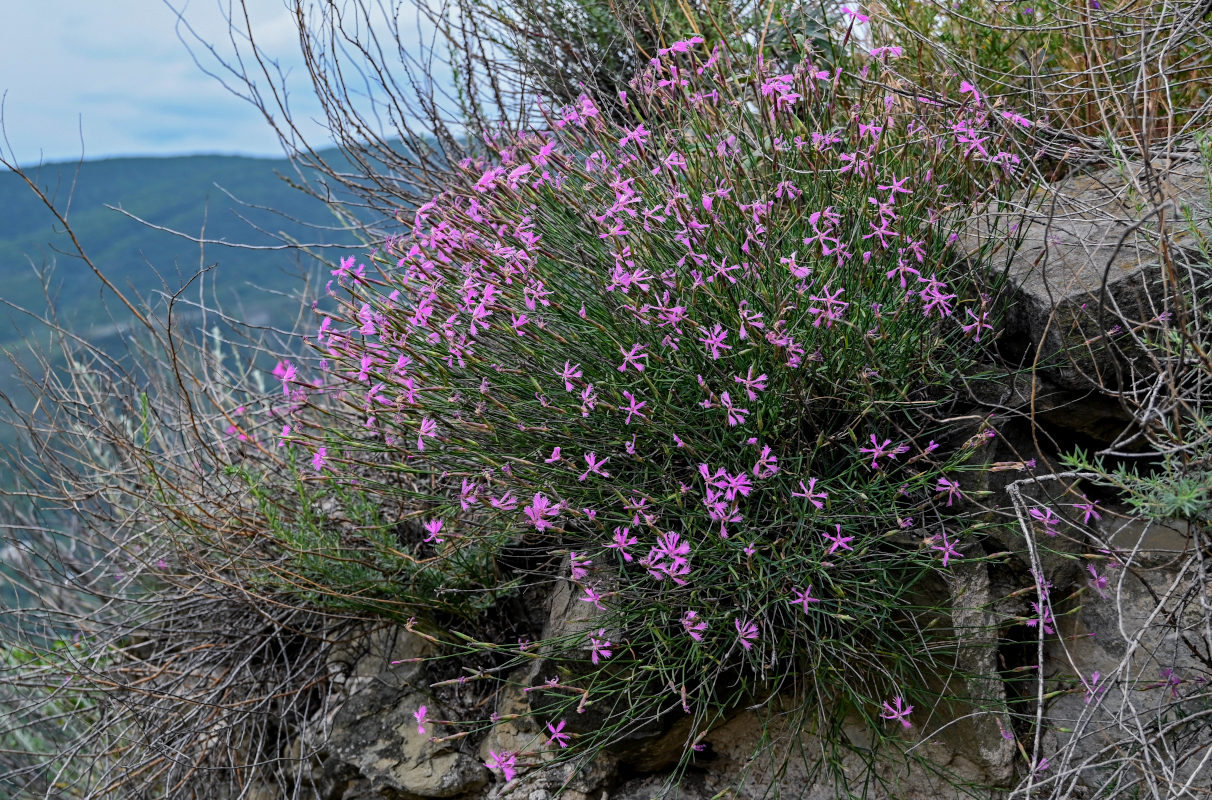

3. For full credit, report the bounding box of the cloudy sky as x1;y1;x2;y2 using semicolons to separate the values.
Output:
1;1;442;165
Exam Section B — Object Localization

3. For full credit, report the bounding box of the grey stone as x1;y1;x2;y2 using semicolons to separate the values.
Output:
327;622;436;682
962;161;1210;390
478;669;547;766
489;756;617;800
1025;517;1212;795
542;571;613;644
325;681;488;798
938;561;1018;785
608;699;1013;800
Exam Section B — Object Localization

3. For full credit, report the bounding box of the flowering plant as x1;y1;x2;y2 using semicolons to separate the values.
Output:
279;32;1026;782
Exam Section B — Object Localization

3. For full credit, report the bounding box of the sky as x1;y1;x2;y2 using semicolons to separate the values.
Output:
0;1;412;166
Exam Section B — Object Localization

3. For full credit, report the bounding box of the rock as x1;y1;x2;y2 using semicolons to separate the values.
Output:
327;622;436;682
478;669;548;766
542;572;613;644
490;755;617;800
325;681;488;798
609;698;1013;800
1104;516;1190;568
936;561;1017;785
528;571;689;771
242;782;281;800
1034;532;1212;793
962;162;1210;390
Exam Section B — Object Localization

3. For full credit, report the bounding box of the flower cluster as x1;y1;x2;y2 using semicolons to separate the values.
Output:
273;32;1031;781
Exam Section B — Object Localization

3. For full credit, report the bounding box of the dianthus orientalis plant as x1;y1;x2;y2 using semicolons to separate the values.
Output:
267;34;1032;785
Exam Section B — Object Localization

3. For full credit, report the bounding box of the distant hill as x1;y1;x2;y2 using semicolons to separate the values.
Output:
0;151;369;461
0;152;366;339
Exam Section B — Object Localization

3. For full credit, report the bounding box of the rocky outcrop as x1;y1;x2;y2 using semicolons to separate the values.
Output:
962;161;1210;391
277;163;1212;800
325;685;488;799
1038;518;1212;798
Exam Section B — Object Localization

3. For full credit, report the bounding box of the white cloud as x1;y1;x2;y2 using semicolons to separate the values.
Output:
0;0;333;164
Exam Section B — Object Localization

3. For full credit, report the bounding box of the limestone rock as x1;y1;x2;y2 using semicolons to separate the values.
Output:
610;700;1012;800
937;561;1017;785
325;681;488;798
542;573;612;643
962;162;1210;390
327;622;436;682
479;669;548;766
1038;543;1212;795
490;756;617;800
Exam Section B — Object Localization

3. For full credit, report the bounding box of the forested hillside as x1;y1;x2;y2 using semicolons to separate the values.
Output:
0;152;360;455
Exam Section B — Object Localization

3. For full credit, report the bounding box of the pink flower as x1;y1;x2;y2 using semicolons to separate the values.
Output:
822;524;854;554
880;696;914;728
556;361;583;391
918;274;956;318
719;392;749;427
579;452;611;481
546;719;571;748
458;479;480;511
417;417;437;450
791;478;827;509
722;471;752;501
618;342;648;372
357;302;377;335
484;749;517;781
789;586;821;613
581;585;605;609
931;531;961;566
413;705;428;735
1026;601;1055;635
331;255;356;279
606;527;638;561
490;492;517;510
276;360;297;394
734;366;768;400
652;149;687;175
589;629;613;664
1084;671;1105;704
807;284;849;328
1075;496;1101;524
752;445;778;478
877;174;912;203
859;434;906;470
311;447;327;472
1087;563;1109;598
524;493;561;531
698;324;732;360
1029;505;1060;536
962;308;993;341
959;79;983;106
682;610;708;641
569;551;592;580
423;519;445;544
642;531;692;585
841;4;869;22
936;477;963;506
622;391;648;425
618;123;650;148
734;618;759;650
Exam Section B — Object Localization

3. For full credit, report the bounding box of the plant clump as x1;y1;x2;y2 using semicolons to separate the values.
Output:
253;32;1037;781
